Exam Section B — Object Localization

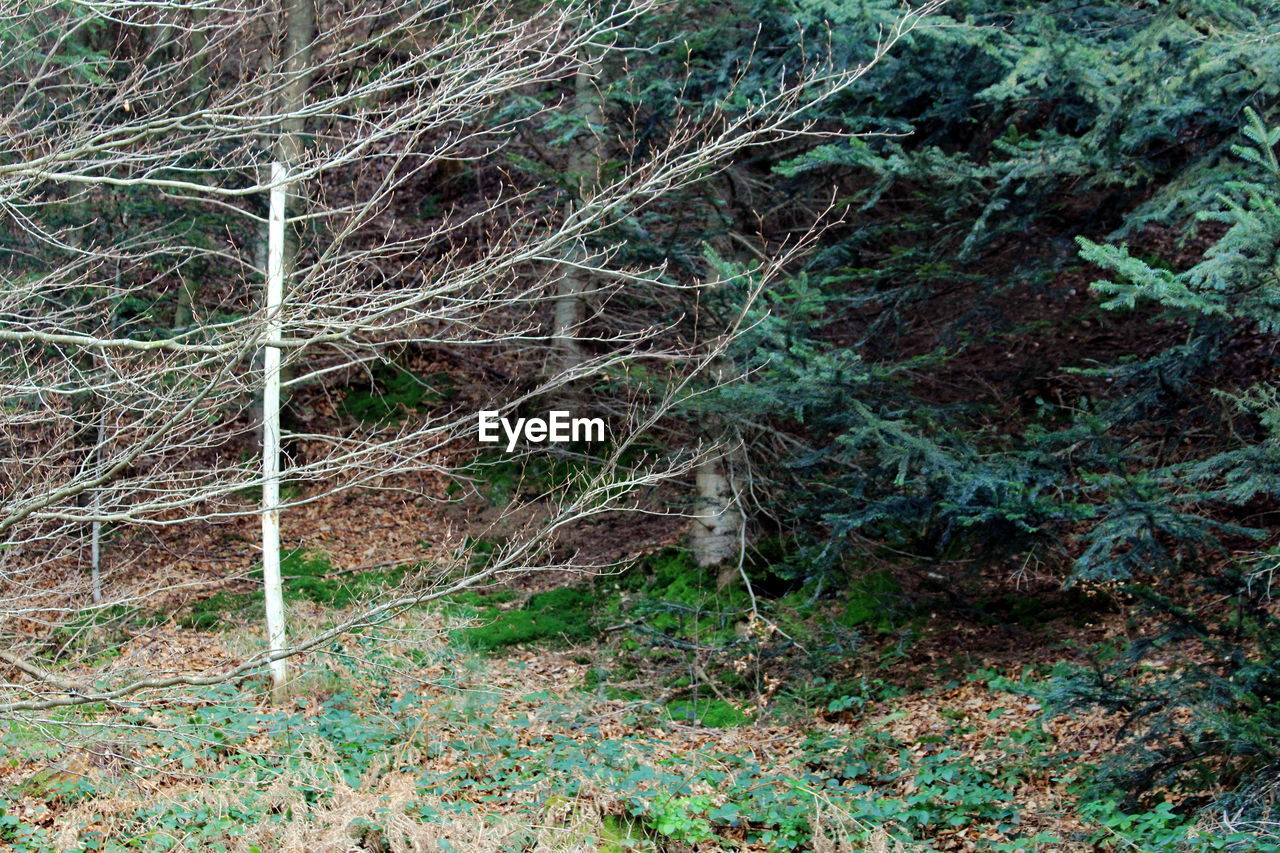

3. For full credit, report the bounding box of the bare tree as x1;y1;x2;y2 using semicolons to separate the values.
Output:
0;0;944;714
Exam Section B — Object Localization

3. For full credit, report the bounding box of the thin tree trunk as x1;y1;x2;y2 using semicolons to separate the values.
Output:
258;0;314;704
89;409;105;603
174;8;209;330
551;50;606;377
262;164;289;701
688;185;747;580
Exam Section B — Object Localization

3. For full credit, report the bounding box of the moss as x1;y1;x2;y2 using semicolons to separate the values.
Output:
582;668;609;690
180;590;258;630
340;364;455;424
599;815;647;852
449;588;516;607
624;548;751;644
182;551;413;629
454;586;600;651
838;570;901;633
666;698;752;728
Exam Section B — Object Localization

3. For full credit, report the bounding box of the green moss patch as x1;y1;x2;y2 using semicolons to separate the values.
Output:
454;587;599;651
622;548;751;645
838;570;901;633
666;698;753;728
340;364;455;424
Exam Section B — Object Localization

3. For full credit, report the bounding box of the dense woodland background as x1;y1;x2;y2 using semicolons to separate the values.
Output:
3;0;1280;850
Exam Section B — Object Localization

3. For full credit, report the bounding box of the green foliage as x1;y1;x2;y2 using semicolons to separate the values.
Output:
713;264;1079;577
1032;114;1280;829
9;624;1268;852
657;2;1280;836
649;794;717;844
1081;108;1280;331
0;799;51;852
1045;568;1280;826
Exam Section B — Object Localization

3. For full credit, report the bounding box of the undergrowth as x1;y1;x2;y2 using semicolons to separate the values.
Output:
16;551;1277;851
2;620;1263;853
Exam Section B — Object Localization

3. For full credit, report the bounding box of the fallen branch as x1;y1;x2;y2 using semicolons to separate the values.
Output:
0;650;86;695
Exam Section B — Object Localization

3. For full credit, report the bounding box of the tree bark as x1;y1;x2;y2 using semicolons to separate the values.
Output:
688;185;747;581
262;164;289;702
689;359;745;582
551;49;606;378
258;0;315;703
174;8;209;330
690;442;745;580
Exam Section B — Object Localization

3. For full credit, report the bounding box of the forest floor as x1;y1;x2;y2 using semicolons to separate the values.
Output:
0;492;1199;853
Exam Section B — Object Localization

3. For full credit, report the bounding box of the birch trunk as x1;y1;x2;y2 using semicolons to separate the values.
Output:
689;186;747;580
689;359;745;582
262;164;289;701
691;447;744;578
260;0;314;703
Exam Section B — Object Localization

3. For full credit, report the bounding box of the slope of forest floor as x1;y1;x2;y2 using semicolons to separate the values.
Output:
0;536;1248;853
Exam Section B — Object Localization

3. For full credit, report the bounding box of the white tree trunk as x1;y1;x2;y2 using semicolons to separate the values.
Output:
262;163;289;701
688;186;747;578
690;450;743;577
89;409;105;604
